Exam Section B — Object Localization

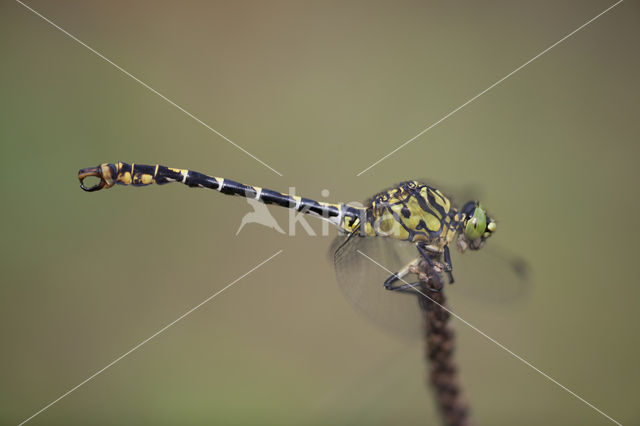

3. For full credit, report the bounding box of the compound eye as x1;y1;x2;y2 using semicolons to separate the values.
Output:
464;205;487;240
461;201;476;216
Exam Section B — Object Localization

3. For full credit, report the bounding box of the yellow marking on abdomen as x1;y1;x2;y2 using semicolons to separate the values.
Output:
120;171;132;184
293;196;302;210
214;177;224;191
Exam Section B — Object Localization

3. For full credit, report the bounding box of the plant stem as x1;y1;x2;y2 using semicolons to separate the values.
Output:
415;259;472;426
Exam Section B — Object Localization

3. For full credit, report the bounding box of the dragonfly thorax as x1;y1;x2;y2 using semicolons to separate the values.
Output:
354;181;458;250
338;182;498;255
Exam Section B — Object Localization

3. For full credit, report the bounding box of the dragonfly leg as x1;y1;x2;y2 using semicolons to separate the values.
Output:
384;258;418;290
417;243;454;285
443;245;455;284
384;277;441;294
383;272;408;291
383;257;441;293
416;244;435;267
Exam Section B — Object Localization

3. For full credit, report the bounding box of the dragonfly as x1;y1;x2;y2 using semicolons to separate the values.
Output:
78;162;523;336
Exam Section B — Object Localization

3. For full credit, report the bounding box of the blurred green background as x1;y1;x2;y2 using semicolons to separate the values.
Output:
1;1;638;425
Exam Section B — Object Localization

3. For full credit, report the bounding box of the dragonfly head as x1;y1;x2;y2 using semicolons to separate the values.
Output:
459;201;496;251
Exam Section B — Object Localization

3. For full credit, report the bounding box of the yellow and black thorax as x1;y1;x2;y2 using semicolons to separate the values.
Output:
357;181;463;250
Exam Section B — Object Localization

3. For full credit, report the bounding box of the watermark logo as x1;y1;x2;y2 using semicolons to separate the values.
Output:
236;187;335;236
235;186;404;238
235;198;286;235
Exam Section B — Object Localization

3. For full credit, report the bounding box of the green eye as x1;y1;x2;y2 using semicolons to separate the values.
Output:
464;204;487;240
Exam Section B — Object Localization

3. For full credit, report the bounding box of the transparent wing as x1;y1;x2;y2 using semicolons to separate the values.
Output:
332;232;425;340
330;233;531;340
449;244;531;304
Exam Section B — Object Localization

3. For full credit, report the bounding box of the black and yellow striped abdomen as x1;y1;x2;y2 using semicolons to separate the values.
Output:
78;162;363;229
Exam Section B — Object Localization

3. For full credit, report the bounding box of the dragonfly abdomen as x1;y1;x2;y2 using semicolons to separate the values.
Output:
78;162;363;229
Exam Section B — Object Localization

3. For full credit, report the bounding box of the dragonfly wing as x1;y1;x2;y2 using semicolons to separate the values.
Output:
448;244;531;304
329;233;531;339
332;233;425;340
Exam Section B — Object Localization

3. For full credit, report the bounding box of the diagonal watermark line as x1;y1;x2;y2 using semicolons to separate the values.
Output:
357;250;622;426
17;250;283;426
16;0;283;177
356;0;624;176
